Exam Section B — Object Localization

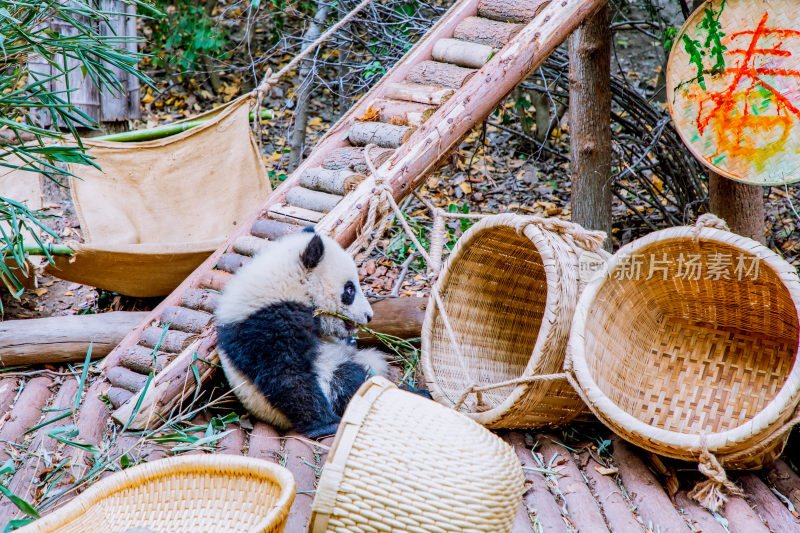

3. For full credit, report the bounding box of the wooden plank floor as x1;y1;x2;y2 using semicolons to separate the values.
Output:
3;375;798;533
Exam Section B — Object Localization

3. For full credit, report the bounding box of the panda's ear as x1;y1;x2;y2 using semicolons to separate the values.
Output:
300;234;324;270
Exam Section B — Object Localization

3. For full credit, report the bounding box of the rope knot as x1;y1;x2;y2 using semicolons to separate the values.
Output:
693;214;729;241
688;437;743;512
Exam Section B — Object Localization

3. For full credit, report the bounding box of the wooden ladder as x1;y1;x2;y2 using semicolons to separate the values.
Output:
100;0;606;428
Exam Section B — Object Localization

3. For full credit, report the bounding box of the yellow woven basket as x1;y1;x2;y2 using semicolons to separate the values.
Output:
567;217;800;470
18;455;295;533
309;376;524;533
421;213;606;428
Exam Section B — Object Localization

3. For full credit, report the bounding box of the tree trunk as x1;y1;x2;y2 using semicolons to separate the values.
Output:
568;3;612;249
708;172;765;243
288;4;331;172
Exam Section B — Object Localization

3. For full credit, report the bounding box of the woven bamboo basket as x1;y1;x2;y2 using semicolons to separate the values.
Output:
567;217;800;470
421;213;606;428
18;455;295;533
309;376;524;533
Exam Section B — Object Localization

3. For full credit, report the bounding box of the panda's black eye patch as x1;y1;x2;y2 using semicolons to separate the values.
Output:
342;281;356;305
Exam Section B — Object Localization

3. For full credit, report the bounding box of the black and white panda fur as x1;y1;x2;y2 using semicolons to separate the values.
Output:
215;227;389;438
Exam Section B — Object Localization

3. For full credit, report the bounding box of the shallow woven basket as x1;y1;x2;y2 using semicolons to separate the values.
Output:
567;220;800;469
421;213;606;428
309;376;524;532
18;455;295;533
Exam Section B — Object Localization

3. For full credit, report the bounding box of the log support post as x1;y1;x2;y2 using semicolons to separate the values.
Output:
568;3;612;250
708;172;765;243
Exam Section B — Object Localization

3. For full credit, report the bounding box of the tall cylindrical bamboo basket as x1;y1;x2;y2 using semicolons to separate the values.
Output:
309;377;524;533
18;455;295;533
421;213;606;428
567;221;800;469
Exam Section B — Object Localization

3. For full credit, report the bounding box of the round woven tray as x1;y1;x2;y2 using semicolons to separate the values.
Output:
421;213;606;428
309;376;524;532
567;222;800;469
18;455;295;533
666;0;800;185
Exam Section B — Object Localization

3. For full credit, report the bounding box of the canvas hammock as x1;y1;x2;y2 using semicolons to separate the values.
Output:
41;94;271;297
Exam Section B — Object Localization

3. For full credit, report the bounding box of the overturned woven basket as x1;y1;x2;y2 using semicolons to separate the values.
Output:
567;216;800;471
309;376;524;533
421;213;606;428
19;455;295;533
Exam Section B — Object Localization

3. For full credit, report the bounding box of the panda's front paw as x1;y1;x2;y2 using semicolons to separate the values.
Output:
303;422;341;440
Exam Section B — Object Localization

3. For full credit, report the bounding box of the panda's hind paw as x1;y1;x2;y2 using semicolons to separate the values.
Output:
303;422;340;440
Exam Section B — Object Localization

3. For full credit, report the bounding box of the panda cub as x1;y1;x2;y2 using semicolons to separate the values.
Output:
215;227;389;439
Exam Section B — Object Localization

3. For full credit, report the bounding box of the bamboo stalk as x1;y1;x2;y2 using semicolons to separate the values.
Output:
22;243;75;256
93;108;274;142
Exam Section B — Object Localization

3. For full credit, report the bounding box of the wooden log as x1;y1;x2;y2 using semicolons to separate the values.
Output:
106;366;149;393
358;296;427;344
0;379;20;425
722;496;771;533
766;460;800;511
579;451;643;533
159;306;214;333
318;0;610;248
367;98;437;127
674;491;727;533
569;4;612;247
612;439;691;533
383;81;455;106
347;120;415;148
268;204;326;224
218;425;246;455
503;433;567;533
118;345;173;375
111;339;218;430
537;436;609;533
432;38;495;68
512;500;535;532
285;186;343;213
0;377;53;462
249;218;300;240
478;0;551;23
1;378;79;520
0;311;148;366
322;147;395;173
739;473;800;532
139;328;194;354
453;16;524;48
106;386;134;409
199;270;232;292
232;235;270;257
59;380;112;488
179;289;220;314
215;252;251;274
406;60;477;88
299;167;366;195
247;422;282;462
283;435;320;532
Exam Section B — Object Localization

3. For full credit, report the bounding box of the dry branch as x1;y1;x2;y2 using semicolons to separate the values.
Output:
0;312;148;366
232;235;270;257
359;297;426;344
